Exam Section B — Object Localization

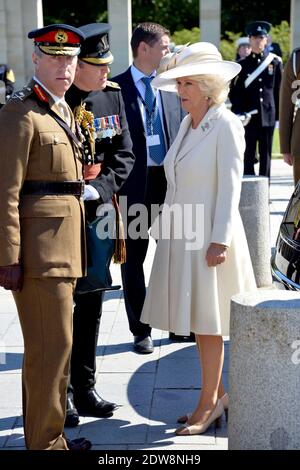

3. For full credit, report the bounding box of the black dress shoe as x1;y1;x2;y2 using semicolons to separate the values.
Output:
169;332;196;342
75;388;118;418
133;335;154;354
65;392;80;427
66;437;92;451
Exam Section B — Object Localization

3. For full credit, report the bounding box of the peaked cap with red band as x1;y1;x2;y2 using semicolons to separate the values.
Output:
28;24;85;56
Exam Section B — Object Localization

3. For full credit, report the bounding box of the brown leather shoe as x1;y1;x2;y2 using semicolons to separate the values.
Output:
66;437;92;451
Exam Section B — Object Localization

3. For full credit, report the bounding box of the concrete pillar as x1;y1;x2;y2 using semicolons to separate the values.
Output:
291;0;300;51
0;0;42;90
22;0;43;86
6;0;26;89
199;0;221;47
229;290;300;449
239;176;272;287
108;0;132;76
0;0;8;62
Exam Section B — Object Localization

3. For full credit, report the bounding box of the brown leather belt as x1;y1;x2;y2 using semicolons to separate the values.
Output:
21;180;85;196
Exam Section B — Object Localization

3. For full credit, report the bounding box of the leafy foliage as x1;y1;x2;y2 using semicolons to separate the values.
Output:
42;0;291;63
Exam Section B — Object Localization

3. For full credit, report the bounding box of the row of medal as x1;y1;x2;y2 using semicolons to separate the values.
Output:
94;114;122;139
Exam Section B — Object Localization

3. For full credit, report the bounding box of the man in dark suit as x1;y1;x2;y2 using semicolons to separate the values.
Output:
64;23;135;427
229;21;282;178
113;23;185;353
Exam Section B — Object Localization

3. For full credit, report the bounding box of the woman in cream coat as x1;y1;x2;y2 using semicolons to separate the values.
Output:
141;43;257;435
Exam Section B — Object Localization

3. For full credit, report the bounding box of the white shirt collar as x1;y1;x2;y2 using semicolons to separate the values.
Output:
130;64;157;86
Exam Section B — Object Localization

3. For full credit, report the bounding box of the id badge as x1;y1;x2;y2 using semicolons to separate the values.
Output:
146;134;160;146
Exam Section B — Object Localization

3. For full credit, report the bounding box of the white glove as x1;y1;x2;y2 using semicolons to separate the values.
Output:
83;184;100;201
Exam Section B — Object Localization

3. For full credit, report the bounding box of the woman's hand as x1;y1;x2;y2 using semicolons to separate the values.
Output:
205;243;228;267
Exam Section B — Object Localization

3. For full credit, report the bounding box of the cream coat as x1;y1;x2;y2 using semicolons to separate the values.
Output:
141;104;256;336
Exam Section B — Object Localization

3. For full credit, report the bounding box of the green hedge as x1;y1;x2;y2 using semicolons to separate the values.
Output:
172;21;290;64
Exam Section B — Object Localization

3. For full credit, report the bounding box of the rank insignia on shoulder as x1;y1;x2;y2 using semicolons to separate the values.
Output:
106;80;121;90
9;86;34;102
94;114;122;139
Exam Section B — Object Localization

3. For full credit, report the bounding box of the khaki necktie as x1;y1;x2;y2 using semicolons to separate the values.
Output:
58;100;71;127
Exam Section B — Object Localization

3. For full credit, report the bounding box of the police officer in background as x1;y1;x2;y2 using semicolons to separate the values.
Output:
0;63;15;106
65;23;135;427
229;21;282;178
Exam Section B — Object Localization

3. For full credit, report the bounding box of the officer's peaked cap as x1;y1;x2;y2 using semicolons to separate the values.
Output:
28;24;85;56
246;21;271;37
79;23;113;65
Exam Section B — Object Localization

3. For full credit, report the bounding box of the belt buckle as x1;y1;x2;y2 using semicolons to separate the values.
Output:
80;181;85;197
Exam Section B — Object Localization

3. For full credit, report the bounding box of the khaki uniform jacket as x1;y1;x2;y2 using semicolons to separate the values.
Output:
279;48;300;156
0;79;85;278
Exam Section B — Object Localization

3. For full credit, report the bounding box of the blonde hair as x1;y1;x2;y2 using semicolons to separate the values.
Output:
186;74;230;105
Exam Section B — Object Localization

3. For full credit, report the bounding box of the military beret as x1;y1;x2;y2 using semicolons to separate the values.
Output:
79;23;114;66
28;24;85;56
245;21;271;37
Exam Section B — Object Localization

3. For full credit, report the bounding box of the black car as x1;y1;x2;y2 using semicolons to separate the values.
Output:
271;182;300;290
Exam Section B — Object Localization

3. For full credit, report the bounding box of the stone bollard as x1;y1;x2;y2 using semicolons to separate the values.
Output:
239;176;272;287
228;289;300;450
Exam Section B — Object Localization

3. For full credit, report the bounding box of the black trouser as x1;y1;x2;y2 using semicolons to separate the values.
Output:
121;166;167;337
244;117;274;178
68;290;103;395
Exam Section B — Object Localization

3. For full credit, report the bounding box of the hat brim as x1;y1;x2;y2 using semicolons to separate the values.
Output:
152;61;241;92
39;45;80;56
80;51;114;66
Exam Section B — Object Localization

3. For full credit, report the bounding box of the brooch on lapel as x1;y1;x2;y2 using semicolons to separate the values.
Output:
201;121;210;132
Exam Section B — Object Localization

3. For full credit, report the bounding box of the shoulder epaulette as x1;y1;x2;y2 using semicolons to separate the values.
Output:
106;80;121;90
9;85;34;102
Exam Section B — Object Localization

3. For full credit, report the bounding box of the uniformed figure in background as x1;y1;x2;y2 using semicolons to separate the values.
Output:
0;63;15;105
229;21;282;178
0;25;92;450
235;37;251;61
279;47;300;184
65;23;135;427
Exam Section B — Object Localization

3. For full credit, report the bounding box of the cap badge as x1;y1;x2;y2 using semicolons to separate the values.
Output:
55;30;69;44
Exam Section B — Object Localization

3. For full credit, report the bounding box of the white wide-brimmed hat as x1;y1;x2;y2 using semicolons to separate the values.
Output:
152;42;241;92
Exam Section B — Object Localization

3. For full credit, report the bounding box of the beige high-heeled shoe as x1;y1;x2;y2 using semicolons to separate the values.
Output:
177;392;229;424
175;400;224;436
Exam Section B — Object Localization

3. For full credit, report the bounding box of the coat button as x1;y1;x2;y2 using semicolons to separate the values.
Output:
260;98;263;102
53;136;59;144
259;88;263;92
259;78;262;81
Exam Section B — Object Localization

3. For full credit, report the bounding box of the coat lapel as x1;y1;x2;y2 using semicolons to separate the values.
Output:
175;104;224;165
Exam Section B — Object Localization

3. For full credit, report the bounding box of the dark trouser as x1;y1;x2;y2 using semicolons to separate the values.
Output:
244;118;274;178
68;290;103;395
121;166;167;337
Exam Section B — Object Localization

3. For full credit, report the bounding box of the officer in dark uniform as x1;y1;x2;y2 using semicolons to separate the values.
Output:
0;63;15;106
229;21;282;178
65;23;135;426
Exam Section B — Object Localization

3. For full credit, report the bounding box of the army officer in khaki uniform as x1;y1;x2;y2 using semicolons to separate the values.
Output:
279;47;300;184
0;24;92;450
